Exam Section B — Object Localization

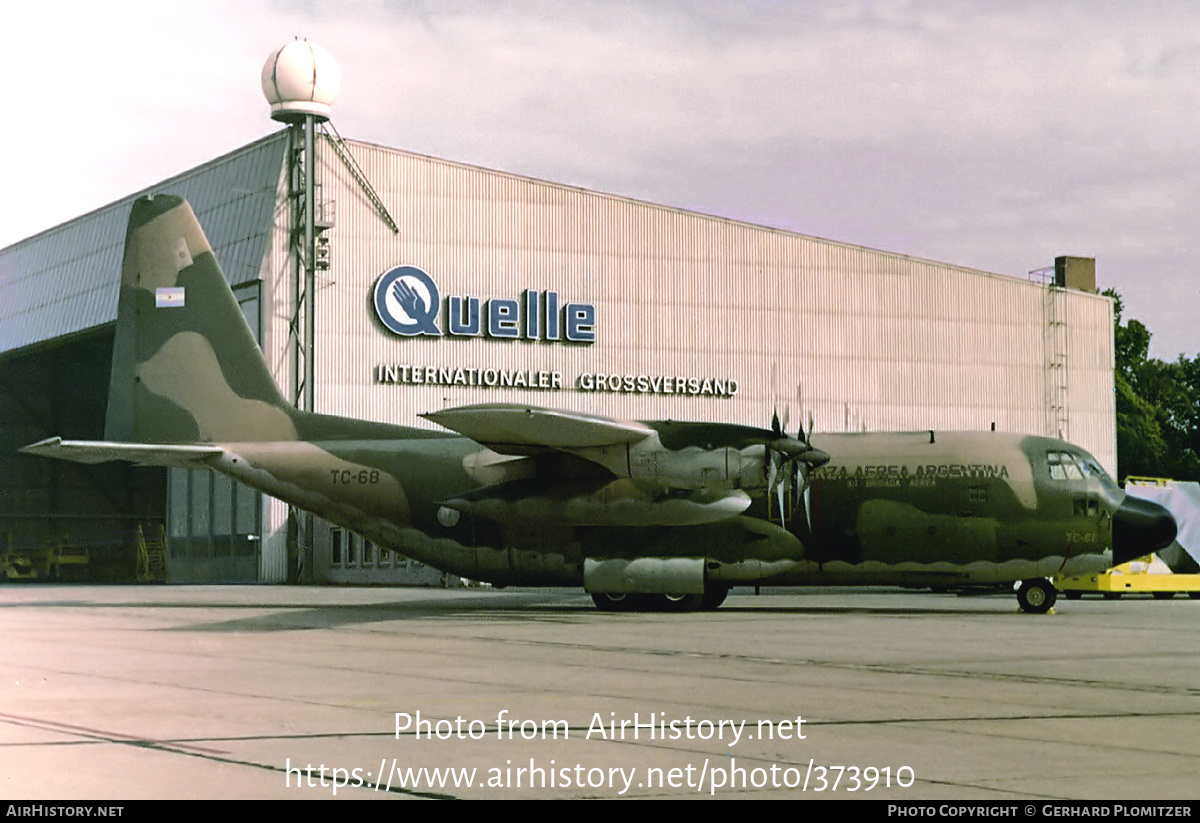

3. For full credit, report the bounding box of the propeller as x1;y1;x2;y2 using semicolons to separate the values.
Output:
765;404;829;530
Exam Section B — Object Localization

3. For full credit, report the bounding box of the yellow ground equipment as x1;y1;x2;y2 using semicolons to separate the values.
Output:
2;552;38;581
35;540;90;581
1056;558;1200;599
1;536;90;582
136;524;167;583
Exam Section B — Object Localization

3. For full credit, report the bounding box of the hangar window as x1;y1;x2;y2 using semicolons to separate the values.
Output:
332;530;379;568
335;532;381;568
166;466;259;575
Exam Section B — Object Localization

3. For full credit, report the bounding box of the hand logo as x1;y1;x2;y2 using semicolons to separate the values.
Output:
373;266;441;336
392;278;426;320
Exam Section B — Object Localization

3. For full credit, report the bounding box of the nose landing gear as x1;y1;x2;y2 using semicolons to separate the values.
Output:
1016;578;1057;614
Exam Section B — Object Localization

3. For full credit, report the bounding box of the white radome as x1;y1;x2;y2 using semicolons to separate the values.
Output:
261;39;341;123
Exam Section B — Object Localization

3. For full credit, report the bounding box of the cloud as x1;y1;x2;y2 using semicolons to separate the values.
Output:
2;0;1197;357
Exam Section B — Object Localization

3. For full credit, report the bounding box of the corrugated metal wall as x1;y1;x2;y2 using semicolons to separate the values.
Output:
265;137;1116;474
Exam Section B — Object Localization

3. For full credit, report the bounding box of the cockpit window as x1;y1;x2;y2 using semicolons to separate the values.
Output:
1047;451;1084;481
1078;456;1107;480
1046;450;1117;491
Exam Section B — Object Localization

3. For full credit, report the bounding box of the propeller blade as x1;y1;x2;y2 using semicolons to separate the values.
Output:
803;484;813;531
777;476;787;531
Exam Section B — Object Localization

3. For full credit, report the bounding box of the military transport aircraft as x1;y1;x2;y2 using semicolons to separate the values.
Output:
22;196;1178;613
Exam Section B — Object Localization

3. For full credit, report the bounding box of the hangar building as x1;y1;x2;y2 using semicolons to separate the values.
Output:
0;129;1114;584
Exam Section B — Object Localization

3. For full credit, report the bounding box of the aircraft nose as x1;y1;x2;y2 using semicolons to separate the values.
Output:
1112;495;1178;565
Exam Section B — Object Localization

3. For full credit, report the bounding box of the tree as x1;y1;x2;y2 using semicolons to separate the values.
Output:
1104;289;1200;482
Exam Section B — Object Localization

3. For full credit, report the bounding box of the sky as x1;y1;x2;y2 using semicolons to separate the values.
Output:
2;0;1197;359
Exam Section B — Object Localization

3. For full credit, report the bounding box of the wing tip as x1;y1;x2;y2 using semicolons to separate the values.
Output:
19;436;63;456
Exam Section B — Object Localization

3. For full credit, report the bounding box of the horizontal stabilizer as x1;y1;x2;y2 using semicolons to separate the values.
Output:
423;403;653;454
20;437;223;468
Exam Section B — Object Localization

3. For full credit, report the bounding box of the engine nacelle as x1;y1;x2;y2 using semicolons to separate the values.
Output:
630;443;767;493
571;439;770;495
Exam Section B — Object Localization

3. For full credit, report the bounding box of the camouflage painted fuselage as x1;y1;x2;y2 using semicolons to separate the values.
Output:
198;423;1122;590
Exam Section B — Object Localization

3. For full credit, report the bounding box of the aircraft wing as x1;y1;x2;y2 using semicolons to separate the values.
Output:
422;403;654;455
20;437;224;468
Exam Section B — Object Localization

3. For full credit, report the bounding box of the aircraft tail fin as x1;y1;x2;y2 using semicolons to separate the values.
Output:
104;195;299;444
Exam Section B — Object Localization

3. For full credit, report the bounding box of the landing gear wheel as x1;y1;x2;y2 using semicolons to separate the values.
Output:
591;593;662;612
592;588;728;612
698;585;729;611
591;592;632;612
659;593;704;611
1016;579;1057;614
